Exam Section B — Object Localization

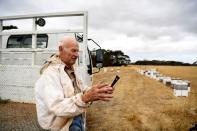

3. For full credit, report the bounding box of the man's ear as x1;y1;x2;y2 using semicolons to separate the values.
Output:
59;46;63;52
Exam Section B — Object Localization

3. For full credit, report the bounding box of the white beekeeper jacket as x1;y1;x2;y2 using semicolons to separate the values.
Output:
35;54;90;131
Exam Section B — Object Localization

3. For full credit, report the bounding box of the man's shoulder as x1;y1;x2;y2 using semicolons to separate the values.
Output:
43;64;63;74
36;64;60;79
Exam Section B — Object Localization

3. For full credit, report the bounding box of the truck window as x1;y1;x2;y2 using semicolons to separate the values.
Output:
7;34;48;48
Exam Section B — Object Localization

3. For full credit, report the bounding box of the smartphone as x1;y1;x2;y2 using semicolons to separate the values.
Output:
111;75;120;88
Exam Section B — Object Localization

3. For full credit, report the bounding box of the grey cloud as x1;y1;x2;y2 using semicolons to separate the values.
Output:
88;0;197;40
0;0;41;16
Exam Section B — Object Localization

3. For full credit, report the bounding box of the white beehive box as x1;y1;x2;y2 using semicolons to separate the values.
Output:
173;81;188;97
182;80;191;92
162;77;171;86
171;78;182;88
152;72;160;80
139;70;145;75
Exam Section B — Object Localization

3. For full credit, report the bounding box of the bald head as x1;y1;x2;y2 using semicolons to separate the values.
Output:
58;36;79;67
59;36;78;48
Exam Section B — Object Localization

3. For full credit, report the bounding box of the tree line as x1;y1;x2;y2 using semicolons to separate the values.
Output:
132;60;197;66
133;60;193;66
91;49;196;66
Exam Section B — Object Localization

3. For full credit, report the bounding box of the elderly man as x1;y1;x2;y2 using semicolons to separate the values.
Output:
35;36;114;131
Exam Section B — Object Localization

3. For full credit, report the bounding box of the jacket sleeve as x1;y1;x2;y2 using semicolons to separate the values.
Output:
42;66;88;118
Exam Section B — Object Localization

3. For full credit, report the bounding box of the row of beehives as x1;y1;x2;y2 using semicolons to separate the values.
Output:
137;69;191;97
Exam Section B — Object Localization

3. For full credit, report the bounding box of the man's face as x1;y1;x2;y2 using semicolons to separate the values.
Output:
60;41;79;67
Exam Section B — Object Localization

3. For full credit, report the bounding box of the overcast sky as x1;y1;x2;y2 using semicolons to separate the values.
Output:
0;0;197;63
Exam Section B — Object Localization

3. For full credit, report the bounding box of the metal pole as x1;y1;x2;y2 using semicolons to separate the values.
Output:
0;20;2;48
0;20;2;64
83;12;87;131
83;12;88;66
32;18;37;66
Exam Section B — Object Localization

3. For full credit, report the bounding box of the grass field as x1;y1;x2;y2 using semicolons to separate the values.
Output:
86;66;197;131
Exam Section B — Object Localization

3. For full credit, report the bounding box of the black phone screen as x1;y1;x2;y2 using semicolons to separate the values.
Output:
111;75;120;88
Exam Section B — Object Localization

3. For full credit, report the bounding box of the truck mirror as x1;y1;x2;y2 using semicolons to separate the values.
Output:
96;49;103;68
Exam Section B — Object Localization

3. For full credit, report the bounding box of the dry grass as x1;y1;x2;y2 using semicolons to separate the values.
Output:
86;66;197;131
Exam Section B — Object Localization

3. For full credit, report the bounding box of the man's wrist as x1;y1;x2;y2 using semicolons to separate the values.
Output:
72;93;91;108
82;93;89;103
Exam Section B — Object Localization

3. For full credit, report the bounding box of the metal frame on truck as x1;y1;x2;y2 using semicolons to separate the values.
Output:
0;11;92;103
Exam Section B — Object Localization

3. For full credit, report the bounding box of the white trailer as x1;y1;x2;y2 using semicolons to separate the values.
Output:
0;11;103;103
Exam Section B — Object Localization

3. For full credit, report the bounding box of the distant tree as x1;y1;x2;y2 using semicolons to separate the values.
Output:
193;61;197;65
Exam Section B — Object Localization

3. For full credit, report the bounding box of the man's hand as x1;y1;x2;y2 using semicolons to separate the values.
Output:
82;83;114;103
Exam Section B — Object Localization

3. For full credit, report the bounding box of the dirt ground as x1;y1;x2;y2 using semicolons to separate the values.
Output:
0;66;196;131
86;66;197;131
0;102;44;131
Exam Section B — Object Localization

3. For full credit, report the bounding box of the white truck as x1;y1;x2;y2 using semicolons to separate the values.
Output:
0;11;103;103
